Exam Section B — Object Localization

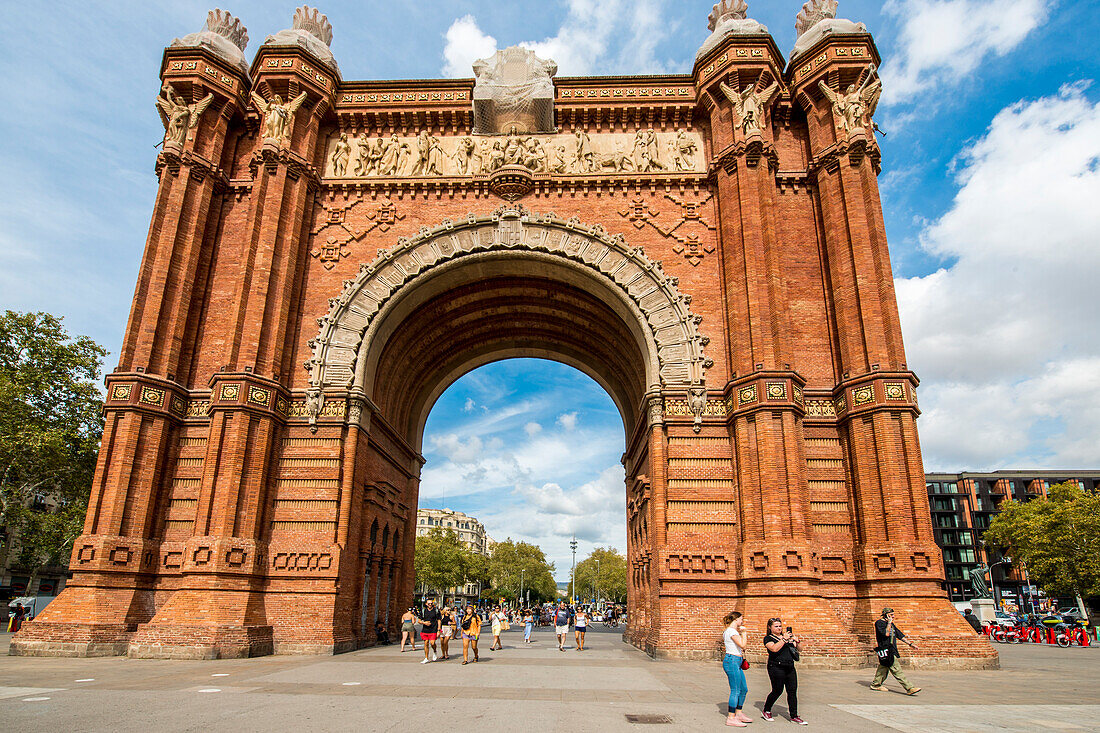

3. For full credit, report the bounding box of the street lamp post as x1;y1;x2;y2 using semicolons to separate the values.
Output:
595;558;601;607
519;568;525;608
570;535;578;604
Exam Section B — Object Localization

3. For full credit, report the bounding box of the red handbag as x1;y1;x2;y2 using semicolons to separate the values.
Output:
740;658;750;670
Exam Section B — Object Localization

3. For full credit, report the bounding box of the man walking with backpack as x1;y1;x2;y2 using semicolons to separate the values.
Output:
870;607;921;695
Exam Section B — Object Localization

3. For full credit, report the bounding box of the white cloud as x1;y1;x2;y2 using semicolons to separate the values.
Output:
897;83;1100;469
440;0;672;79
880;0;1050;105
556;412;578;431
524;421;542;436
441;14;499;78
463;397;477;413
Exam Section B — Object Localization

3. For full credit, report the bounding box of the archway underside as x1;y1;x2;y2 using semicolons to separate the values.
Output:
372;274;647;448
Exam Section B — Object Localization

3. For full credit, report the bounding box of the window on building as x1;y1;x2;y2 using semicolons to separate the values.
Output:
945;566;963;580
959;531;973;545
926;482;940;493
936;514;959;528
942;482;958;494
959;549;976;563
932;497;956;511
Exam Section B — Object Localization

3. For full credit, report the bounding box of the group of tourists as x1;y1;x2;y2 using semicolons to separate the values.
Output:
721;606;921;726
396;598;608;663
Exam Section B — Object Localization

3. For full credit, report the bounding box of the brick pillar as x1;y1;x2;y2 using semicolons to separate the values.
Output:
791;33;995;665
125;41;339;658
10;44;249;658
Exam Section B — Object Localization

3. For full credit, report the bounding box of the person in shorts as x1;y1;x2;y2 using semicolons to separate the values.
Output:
574;606;589;650
554;601;572;651
460;604;481;664
417;598;441;664
400;607;417;652
439;605;455;660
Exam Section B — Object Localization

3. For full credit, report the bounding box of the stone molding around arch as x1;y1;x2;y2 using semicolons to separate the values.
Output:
306;205;714;400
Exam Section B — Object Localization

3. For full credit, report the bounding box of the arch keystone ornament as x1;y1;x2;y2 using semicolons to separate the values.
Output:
13;4;996;669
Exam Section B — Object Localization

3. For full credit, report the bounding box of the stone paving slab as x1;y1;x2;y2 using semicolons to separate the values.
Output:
835;705;1100;732
1;629;1098;731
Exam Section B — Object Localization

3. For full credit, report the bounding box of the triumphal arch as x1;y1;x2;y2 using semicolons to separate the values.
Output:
15;2;995;667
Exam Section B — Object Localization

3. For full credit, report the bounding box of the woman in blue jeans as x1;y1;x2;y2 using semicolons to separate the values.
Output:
722;610;751;726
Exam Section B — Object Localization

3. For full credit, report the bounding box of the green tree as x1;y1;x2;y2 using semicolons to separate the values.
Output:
0;311;105;580
486;538;557;603
984;481;1100;621
413;527;482;600
569;547;628;603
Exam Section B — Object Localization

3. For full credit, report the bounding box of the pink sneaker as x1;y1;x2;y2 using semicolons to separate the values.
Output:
791;717;807;725
761;712;773;721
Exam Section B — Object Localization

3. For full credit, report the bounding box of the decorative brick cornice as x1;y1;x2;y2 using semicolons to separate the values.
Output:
104;374;189;422
207;372;292;422
721;370;808;420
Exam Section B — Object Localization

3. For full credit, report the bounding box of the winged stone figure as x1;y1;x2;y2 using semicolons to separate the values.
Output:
252;90;309;142
818;72;882;134
156;82;214;147
719;80;780;136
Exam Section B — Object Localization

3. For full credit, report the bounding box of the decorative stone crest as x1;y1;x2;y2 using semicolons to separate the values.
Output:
156;83;213;148
697;1;769;62
795;0;839;36
265;6;339;75
170;9;249;76
792;1;867;60
472;46;557;134
307;206;712;394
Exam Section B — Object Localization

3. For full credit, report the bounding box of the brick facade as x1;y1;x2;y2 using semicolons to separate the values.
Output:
11;9;996;668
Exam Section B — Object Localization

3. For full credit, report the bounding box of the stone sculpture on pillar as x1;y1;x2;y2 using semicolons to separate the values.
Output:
251;90;309;144
818;68;882;136
156;82;213;148
697;0;769;62
791;0;867;60
719;80;780;136
170;8;249;76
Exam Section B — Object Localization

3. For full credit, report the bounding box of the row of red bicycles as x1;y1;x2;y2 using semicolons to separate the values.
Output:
986;622;1092;648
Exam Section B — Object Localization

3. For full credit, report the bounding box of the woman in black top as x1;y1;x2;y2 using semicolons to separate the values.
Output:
763;617;806;725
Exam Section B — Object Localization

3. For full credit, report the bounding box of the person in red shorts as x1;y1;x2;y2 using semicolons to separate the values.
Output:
417;598;442;664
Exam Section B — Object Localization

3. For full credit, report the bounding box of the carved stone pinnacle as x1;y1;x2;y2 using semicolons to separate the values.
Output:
796;0;839;37
204;8;249;51
708;0;749;31
293;6;333;46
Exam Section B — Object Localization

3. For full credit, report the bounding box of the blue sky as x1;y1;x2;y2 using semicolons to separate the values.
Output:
2;1;1098;577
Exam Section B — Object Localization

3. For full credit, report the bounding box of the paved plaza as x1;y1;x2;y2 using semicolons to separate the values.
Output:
1;627;1097;731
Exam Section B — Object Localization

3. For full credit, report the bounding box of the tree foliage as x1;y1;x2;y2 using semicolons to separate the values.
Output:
984;482;1100;610
0;311;105;574
486;538;557;603
569;546;628;602
413;527;484;598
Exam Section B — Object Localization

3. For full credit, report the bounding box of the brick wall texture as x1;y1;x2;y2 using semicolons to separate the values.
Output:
11;32;997;669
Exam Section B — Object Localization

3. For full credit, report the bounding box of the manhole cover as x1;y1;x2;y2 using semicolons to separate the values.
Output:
625;714;673;724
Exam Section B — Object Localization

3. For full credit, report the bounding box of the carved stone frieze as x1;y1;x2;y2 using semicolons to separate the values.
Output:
321;129;705;179
307;205;712;393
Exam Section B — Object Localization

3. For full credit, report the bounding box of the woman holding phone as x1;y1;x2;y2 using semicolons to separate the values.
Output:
762;617;806;724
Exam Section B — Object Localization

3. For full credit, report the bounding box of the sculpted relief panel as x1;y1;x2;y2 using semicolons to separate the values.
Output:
324;128;704;179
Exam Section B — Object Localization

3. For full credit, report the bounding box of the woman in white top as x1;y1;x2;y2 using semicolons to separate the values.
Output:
574;607;589;651
489;606;507;650
722;610;751;727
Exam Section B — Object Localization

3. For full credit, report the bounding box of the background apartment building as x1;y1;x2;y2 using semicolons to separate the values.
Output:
926;471;1100;610
415;508;495;605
